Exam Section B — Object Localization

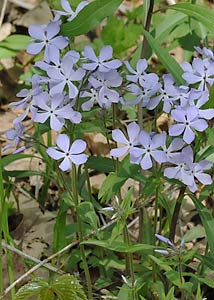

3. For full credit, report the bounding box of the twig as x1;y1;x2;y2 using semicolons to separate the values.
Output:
0;219;116;299
0;0;8;29
1;241;63;274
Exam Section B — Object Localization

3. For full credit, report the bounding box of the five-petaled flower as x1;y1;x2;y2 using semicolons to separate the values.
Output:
46;134;88;171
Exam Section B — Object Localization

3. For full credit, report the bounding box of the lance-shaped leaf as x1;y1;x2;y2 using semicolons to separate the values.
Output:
61;0;123;37
167;3;214;33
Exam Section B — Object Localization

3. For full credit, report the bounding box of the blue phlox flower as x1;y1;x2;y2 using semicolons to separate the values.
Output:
46;134;88;171
110;122;141;158
80;89;99;111
137;131;166;170
194;46;214;60
188;89;214;120
164;146;194;186
88;70;122;107
123;81;160;108
147;74;178;112
169;106;208;144
163;146;212;191
124;59;148;85
35;48;80;73
54;0;89;21
82;45;121;72
27;21;68;62
181;58;214;91
10;75;43;124
33;92;81;130
160;132;185;162
47;55;85;98
3;123;26;153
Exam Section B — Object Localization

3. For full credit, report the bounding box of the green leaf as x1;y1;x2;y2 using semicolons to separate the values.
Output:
73;120;106;137
61;0;123;37
0;47;16;58
155;11;188;43
2;154;34;168
0;35;31;50
166;287;176;300
183;225;205;242
78;201;98;229
102;16;142;58
51;275;87;300
53;200;69;252
168;3;214;33
82;239;154;253
98;173;127;202
15;278;49;300
189;194;214;255
142;28;184;85
4;170;51;179
165;270;193;291
119;156;145;183
206;128;214;146
86;156;115;173
196;253;214;270
149;255;172;272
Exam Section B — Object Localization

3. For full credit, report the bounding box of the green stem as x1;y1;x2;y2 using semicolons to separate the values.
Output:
138;0;155;244
0;146;15;299
124;225;136;300
0;147;4;294
72;165;93;300
169;186;186;243
178;254;185;300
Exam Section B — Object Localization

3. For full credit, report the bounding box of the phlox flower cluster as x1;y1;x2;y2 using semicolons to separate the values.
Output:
4;0;214;190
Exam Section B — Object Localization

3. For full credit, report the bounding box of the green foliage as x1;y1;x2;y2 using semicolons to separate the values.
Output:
168;3;214;33
189;194;214;255
142;28;184;85
102;16;142;58
61;0;123;37
15;275;87;300
82;239;154;253
0;35;31;51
